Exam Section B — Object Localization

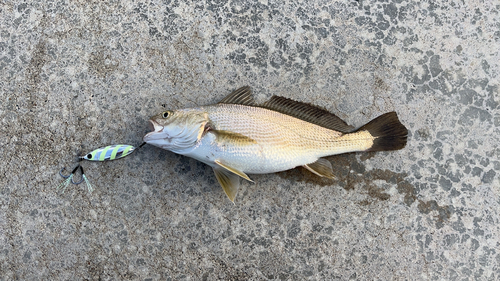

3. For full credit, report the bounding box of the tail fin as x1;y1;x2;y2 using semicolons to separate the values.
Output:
357;112;408;152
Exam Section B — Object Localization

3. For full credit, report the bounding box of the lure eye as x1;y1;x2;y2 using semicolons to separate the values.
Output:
87;154;92;159
162;111;170;118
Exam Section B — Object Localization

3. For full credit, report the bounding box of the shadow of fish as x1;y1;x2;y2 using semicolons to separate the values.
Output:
143;86;408;202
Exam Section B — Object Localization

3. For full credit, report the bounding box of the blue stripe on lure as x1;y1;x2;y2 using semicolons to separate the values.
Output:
79;144;139;161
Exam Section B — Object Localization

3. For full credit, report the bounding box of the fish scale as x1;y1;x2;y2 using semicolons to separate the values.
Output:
204;104;364;164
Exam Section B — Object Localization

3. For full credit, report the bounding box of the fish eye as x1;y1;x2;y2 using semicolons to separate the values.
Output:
162;111;170;118
87;154;92;159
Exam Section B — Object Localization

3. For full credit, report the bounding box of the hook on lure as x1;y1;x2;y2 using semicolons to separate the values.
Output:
55;143;146;194
56;165;91;193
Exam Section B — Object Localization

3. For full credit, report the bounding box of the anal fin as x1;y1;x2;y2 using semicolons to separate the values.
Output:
213;167;241;203
303;158;335;179
215;160;254;182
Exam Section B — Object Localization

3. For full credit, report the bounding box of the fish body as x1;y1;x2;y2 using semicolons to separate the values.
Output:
183;104;371;174
144;87;408;202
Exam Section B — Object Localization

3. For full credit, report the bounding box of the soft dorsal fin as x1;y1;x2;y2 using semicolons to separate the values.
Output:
260;96;354;133
218;86;255;106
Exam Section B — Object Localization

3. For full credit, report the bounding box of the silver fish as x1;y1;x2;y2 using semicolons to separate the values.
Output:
144;87;408;202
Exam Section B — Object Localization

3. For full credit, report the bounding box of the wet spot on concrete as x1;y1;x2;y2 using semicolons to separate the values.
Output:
458;106;492;126
277;153;416;205
458;89;476;105
88;50;119;77
174;156;192;175
359;151;377;161
438;176;452;191
417;199;453;229
26;40;48;88
429;55;443;77
481;169;496;184
472;167;483;177
415;127;430;141
374;76;390;92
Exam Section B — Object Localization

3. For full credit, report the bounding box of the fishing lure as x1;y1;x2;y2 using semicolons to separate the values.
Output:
55;143;145;193
79;144;141;161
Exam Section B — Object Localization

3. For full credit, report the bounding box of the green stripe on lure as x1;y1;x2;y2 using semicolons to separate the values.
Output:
55;143;146;193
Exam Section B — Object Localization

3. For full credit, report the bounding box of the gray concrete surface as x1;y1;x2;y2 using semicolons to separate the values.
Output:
1;0;499;279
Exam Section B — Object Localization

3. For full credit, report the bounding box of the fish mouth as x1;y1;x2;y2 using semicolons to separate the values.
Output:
144;120;164;140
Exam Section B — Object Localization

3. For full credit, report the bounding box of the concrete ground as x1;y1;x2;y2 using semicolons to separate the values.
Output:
1;0;499;279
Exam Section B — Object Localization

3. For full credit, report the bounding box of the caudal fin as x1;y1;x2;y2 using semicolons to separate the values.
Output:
357;112;408;152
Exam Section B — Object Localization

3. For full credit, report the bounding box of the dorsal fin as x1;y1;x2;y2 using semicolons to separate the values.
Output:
260;96;354;133
218;86;255;106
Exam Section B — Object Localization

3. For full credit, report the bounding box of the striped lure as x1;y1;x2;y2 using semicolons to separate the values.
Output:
80;144;137;161
55;143;145;194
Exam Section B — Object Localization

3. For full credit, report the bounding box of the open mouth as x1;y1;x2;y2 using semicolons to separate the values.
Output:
144;120;164;139
151;120;164;132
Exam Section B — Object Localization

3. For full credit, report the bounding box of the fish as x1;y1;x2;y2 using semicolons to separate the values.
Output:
143;86;408;202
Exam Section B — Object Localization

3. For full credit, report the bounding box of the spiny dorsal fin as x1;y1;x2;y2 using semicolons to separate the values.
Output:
218;86;255;106
260;96;354;133
303;158;335;179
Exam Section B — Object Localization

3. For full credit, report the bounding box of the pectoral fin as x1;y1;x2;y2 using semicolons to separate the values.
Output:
197;121;211;141
213;167;240;203
215;160;254;182
212;129;257;146
303;158;335;179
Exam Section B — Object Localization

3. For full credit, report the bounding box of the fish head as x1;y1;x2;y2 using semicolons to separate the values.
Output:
143;108;209;153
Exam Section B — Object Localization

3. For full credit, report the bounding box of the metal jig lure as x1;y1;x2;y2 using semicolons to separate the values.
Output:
55;142;146;193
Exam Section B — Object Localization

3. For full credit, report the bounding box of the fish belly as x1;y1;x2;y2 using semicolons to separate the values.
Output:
183;131;317;174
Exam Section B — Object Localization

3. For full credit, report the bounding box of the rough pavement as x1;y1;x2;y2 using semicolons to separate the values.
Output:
1;0;499;279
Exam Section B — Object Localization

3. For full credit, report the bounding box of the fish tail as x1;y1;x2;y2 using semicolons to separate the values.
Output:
357;112;408;152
